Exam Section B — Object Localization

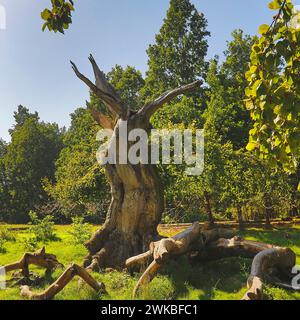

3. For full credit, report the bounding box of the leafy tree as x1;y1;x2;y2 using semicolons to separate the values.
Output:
161;123;228;226
141;0;210;128
28;210;57;242
205;30;256;149
222;30;256;92
3;114;63;223
222;151;262;229
0;139;7;158
69;217;92;245
107;65;145;111
144;0;210;95
246;0;300;172
0;139;10;222
251;164;293;225
46;108;110;223
9;105;39;135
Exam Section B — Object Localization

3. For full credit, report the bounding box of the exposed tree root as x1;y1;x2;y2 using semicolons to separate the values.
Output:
20;263;106;300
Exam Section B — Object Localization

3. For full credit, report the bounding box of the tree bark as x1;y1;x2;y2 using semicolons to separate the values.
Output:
204;191;215;227
3;247;63;277
237;204;244;230
130;223;235;297
242;247;296;300
20;264;105;300
71;56;202;269
265;197;272;228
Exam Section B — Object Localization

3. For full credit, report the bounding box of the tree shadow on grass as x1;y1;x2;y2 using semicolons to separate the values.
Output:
240;227;300;253
162;256;251;300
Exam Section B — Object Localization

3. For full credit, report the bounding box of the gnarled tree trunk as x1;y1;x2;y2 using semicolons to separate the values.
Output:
71;55;202;269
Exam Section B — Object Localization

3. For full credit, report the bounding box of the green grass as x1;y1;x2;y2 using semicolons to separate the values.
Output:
0;224;300;300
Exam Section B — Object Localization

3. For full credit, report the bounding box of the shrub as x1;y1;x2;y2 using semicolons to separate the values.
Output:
69;217;92;245
28;211;57;242
0;238;6;253
0;226;16;242
23;237;38;252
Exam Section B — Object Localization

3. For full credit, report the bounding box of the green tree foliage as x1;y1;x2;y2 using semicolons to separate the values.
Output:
68;217;92;245
28;210;57;242
42;0;74;34
205;30;256;149
2;109;63;223
9;105;39;135
163;133;229;224
17;0;300;226
0;139;7;158
246;0;300;172
46;108;110;222
144;0;210;94
107;65;145;111
0;139;10;222
142;0;209;128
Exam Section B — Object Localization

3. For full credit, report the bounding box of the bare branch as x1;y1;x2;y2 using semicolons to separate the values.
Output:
20;264;105;300
132;260;161;299
86;101;115;129
88;55;119;99
139;80;203;119
70;60;123;117
125;250;152;269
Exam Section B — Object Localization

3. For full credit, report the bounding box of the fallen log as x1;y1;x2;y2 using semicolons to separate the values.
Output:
131;223;235;297
242;247;296;300
20;263;106;300
199;236;276;261
130;224;297;300
3;247;63;277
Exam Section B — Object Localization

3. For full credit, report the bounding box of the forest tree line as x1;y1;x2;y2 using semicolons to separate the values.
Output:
0;0;299;225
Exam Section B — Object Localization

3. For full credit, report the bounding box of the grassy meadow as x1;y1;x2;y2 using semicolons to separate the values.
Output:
0;224;300;300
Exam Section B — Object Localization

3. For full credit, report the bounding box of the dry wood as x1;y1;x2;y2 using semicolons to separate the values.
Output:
130;225;297;300
70;60;124;117
201;236;275;261
3;247;63;277
132;260;161;298
138;80;202;119
125;250;152;269
132;223;235;297
86;101;115;129
242;247;296;300
20;263;105;300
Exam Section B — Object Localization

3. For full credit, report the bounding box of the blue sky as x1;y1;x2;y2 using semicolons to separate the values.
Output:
0;0;274;141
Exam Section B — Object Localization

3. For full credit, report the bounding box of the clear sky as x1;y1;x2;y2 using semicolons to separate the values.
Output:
0;0;274;142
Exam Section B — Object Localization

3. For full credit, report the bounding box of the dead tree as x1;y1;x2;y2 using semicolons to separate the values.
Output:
70;55;202;269
4;57;297;300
